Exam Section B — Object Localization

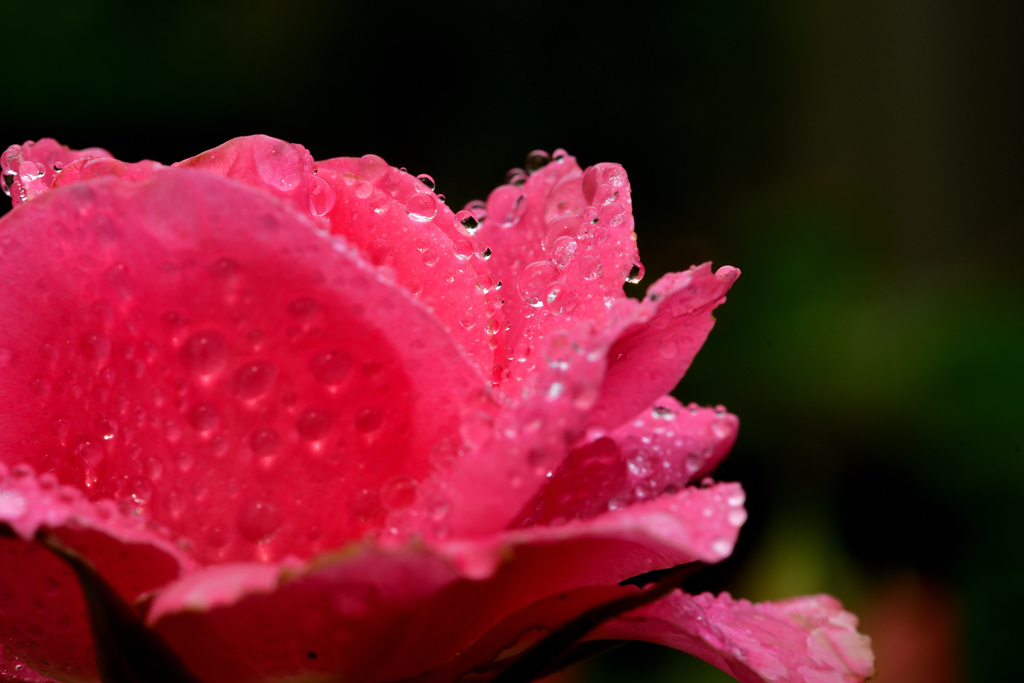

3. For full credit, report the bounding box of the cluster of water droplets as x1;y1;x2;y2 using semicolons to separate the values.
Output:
1;144;48;204
606;402;737;514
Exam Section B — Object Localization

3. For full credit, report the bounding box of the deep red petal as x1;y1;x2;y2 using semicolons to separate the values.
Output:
590;591;875;683
0;463;192;683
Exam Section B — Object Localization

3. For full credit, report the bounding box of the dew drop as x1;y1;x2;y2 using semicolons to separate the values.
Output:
577;254;602;280
542;216;582;252
296;407;333;441
354;407;382;433
406;193;437;222
309;348;352;386
550;236;578;269
79;332;111;361
180;330;227;377
188;402;220;432
231;360;277;400
545;281;578;315
73;435;104;467
517;261;561;307
626;261;645;284
657;340;679;359
380;476;417;510
415;173;435;191
652;404;677;420
237;497;283;543
486;185;527;227
454;210;480;235
308;175;336;216
453;239;474;260
525;149;551;173
357;154;388;182
287;296;321;322
251;428;281;457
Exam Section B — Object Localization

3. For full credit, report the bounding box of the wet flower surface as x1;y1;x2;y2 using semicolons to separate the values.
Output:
0;137;874;683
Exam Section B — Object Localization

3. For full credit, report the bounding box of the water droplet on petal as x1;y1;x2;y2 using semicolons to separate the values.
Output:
309;348;352;386
237;497;283;543
188;402;220;432
180;330;228;377
357;154;388;182
407;193;437;222
454;210;480;235
231;360;277;400
296;407;333;441
415;173;435;191
354;408;383;433
453;239;474;260
487;185;527;227
380;476;417;510
545;281;578;315
505;168;528;187
657;340;679;359
517;261;561;307
251;428;281;457
525;149;551;173
308;175;336;216
626;261;645;284
550;237;578;269
578;254;602;280
79;332;111;361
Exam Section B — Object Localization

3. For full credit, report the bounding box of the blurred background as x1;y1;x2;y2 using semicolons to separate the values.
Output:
3;0;1021;680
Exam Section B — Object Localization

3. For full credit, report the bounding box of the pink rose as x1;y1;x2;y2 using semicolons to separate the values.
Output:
0;137;874;683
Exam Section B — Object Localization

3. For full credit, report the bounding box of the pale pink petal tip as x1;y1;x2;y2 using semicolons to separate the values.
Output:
594;591;876;683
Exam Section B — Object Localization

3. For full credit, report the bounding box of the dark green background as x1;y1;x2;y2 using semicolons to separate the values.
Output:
4;1;1021;681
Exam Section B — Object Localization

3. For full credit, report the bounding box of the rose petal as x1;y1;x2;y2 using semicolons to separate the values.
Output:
0;464;191;683
0;169;486;566
316;157;507;379
148;549;458;683
3;139;111;206
0;643;62;682
380;481;748;680
590;591;876;683
588;263;740;431
387;584;631;683
140;481;744;683
442;481;745;580
172;135;318;217
51;157;164;191
474;155;640;390
514;396;740;526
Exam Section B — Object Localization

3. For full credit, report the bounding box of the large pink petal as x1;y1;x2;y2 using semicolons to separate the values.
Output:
2;140;111;206
316;156;507;380
514;396;740;526
0;463;192;683
590;591;876;683
0;169;487;567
